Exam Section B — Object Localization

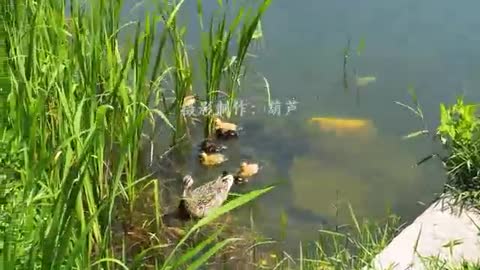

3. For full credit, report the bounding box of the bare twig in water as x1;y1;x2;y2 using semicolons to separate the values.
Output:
343;36;351;93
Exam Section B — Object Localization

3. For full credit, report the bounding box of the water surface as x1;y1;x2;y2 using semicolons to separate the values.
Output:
133;0;480;252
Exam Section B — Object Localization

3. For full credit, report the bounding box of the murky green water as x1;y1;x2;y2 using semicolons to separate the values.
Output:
132;0;480;251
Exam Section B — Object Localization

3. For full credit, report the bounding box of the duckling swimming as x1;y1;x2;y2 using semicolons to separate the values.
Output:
215;128;239;139
181;94;204;127
234;161;260;184
199;151;228;166
184;95;197;106
182;94;198;108
199;139;227;154
214;117;240;139
214;117;238;131
180;173;235;219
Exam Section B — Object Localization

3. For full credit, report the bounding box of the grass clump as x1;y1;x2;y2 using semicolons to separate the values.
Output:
301;211;400;270
158;0;271;141
196;0;271;135
399;89;480;207
436;98;480;206
251;206;401;270
0;0;271;269
419;255;480;270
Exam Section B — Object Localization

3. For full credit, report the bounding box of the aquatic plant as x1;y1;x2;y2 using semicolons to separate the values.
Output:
196;0;271;136
399;88;480;207
0;0;272;268
437;98;480;207
256;205;400;270
156;0;271;141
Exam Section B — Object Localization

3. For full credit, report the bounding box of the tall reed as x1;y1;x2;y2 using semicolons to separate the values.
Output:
150;0;271;141
0;0;272;268
196;0;272;136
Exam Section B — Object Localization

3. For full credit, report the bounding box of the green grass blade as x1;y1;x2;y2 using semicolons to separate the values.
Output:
162;186;274;268
171;228;223;268
186;238;240;270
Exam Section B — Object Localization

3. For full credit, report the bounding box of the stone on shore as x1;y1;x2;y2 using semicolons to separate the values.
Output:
369;197;480;269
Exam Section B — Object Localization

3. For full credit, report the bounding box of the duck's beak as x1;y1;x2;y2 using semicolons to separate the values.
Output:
234;176;246;184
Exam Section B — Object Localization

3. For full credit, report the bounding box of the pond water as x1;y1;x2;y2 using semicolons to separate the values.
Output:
129;0;480;252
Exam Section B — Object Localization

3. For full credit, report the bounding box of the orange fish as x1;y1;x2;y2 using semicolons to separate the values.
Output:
309;117;375;137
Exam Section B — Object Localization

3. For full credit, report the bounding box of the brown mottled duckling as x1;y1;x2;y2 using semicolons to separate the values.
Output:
199;139;227;154
198;151;228;166
180;172;235;219
215;128;238;139
234;161;260;184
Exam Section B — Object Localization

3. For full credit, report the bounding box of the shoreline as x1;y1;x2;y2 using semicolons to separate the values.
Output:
369;196;480;269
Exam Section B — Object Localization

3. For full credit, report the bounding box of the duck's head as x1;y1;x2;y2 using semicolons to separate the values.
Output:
214;117;222;125
198;152;207;160
188;94;200;100
201;138;212;147
219;173;235;190
182;175;194;189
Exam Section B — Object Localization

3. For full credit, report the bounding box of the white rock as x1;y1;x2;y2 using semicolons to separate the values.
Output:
369;197;480;270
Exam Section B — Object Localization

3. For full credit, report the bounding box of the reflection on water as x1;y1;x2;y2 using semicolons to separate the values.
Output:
291;127;423;223
128;0;480;254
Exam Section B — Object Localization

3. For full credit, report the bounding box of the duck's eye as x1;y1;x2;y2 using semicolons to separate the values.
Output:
222;177;231;183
